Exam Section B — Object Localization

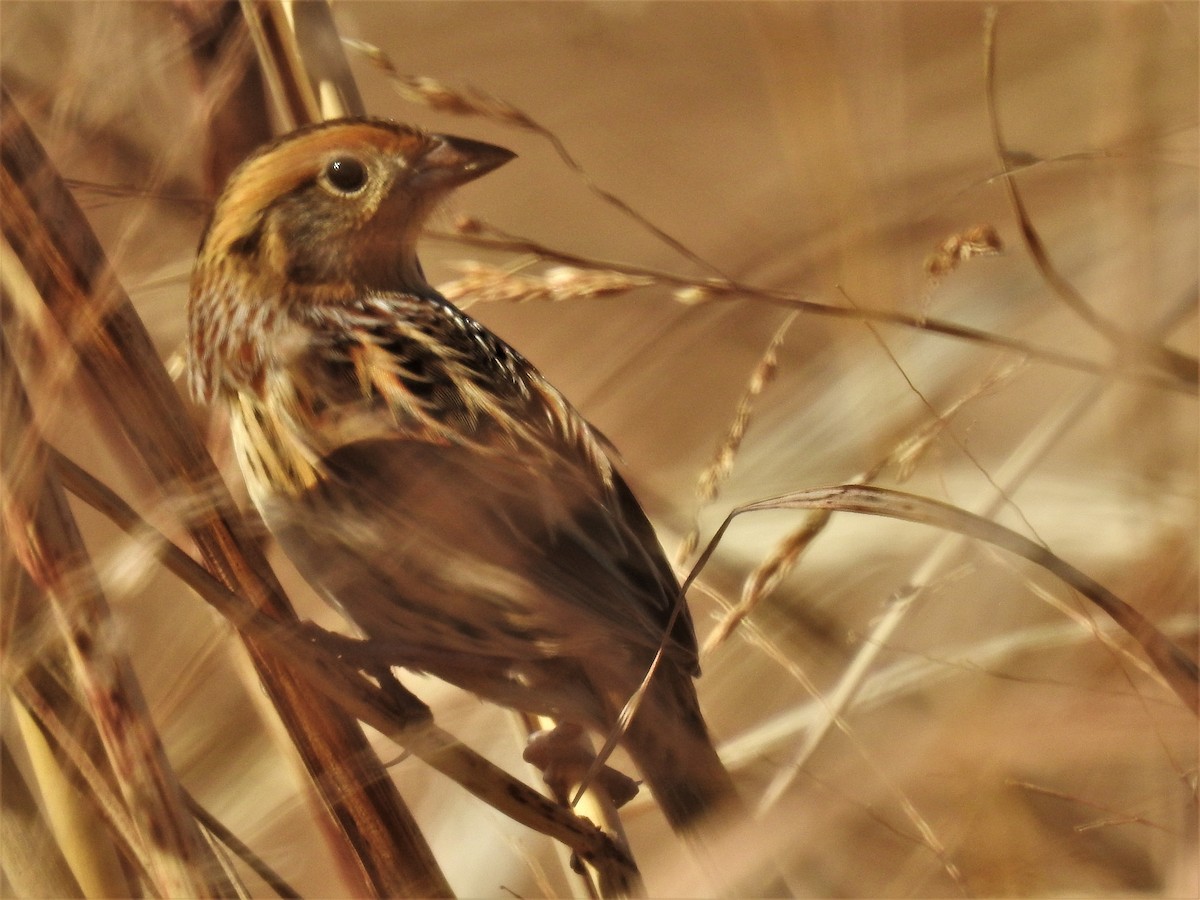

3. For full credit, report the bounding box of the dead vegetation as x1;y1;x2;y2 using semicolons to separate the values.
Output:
1;2;1196;896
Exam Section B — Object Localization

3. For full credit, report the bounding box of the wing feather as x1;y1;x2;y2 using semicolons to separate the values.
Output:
237;291;699;684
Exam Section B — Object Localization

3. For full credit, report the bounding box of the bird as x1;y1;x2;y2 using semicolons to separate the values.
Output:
187;117;739;835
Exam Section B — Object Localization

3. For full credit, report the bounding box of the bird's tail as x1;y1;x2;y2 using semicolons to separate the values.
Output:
618;667;741;833
605;668;792;896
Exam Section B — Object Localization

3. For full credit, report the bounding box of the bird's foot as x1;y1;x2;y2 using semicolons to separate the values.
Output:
523;721;640;809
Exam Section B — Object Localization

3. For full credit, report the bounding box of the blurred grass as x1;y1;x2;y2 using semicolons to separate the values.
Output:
2;2;1196;896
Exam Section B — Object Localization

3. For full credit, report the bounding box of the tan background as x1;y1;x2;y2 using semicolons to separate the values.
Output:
3;2;1196;896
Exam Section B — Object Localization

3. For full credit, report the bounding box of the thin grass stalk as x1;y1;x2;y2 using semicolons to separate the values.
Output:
184;795;301;899
237;0;320;131
704;349;1021;657
433;225;1194;395
5;692;128;897
690;582;966;890
10;658;178;896
1;532;149;893
755;292;1194;810
519;713;641;899
678;313;797;566
721;610;1198;769
281;0;365;118
239;0;365;127
983;7;1198;387
702;486;1198;713
173;1;274;200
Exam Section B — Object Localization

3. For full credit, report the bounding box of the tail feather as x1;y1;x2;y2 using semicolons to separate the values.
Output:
597;664;794;895
618;668;741;833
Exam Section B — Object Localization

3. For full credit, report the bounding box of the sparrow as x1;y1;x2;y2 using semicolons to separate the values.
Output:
187;118;738;833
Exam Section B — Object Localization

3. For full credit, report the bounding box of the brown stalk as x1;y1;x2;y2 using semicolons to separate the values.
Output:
11;647;299;897
184;795;301;898
1;316;234;896
519;713;640;899
3;559;143;896
172;1;273;199
236;0;321;130
1007;780;1173;833
0;85;452;897
10;661;182;895
285;0;366;118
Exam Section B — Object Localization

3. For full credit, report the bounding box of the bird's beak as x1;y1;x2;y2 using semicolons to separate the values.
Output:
413;134;516;189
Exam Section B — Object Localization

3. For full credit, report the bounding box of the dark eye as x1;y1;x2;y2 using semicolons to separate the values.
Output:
324;156;368;194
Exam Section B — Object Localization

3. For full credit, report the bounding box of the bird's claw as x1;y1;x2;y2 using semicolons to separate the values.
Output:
524;722;640;808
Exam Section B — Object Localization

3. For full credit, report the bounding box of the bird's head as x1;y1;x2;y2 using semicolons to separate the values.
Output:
195;118;514;297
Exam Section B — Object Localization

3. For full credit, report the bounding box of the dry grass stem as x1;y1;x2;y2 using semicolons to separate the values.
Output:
747;253;1199;804
2;325;233;895
986;549;1176;697
678;313;798;564
279;0;365;119
731;325;1192;809
237;0;321;130
713;486;1197;710
521;715;641;898
983;8;1198;388
1008;780;1173;833
0;726;87;898
173;3;272;197
185;794;301;899
890;361;1026;482
705;361;1025;657
434;224;1194;394
721;267;1127;808
692;583;965;890
721;611;1198;772
702;507;841;658
8;675;140;896
439;261;653;308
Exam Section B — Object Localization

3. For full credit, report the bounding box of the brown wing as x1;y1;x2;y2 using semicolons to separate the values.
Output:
265;292;699;677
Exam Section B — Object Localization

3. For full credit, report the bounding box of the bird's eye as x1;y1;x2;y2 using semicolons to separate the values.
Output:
323;156;368;195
